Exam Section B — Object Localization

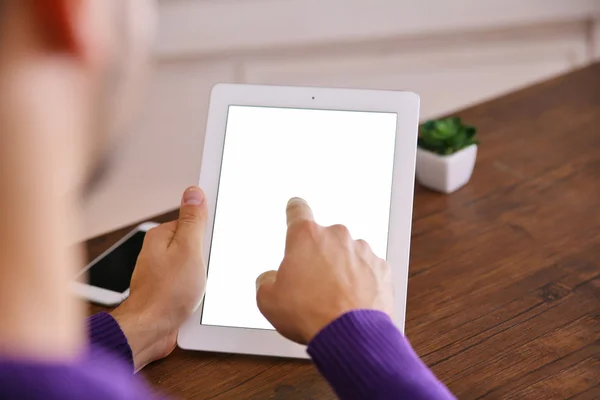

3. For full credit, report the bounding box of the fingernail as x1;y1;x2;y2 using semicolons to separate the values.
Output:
183;187;204;206
288;197;307;207
256;273;274;292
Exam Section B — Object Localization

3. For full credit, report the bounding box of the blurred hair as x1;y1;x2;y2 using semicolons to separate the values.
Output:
0;2;12;46
0;3;5;37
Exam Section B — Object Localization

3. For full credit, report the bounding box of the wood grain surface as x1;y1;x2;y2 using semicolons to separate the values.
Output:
86;63;600;399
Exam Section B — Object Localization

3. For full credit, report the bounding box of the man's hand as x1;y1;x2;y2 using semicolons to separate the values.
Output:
256;198;394;345
111;187;207;371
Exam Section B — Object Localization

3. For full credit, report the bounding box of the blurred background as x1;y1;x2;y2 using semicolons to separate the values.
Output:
81;0;600;241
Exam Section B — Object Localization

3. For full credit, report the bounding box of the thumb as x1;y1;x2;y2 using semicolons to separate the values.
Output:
256;270;278;320
173;186;207;249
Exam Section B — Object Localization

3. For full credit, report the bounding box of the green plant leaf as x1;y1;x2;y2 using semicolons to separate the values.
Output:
418;137;444;155
421;120;436;131
464;126;477;138
449;130;466;149
418;117;479;155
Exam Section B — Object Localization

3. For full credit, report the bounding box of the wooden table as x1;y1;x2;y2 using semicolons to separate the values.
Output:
86;63;600;399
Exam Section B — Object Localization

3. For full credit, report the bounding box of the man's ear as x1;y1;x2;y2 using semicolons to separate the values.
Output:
33;0;105;65
34;0;81;53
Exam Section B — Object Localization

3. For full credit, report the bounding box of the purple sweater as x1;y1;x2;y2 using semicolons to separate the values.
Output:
0;310;454;399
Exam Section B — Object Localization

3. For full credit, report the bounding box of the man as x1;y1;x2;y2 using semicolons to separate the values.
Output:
0;1;455;399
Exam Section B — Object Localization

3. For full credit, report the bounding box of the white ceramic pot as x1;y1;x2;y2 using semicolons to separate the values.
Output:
415;145;478;194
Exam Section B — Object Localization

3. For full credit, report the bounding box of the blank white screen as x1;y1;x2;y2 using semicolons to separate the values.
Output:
201;106;397;330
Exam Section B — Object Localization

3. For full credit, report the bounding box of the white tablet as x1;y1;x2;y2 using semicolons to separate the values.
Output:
178;84;420;359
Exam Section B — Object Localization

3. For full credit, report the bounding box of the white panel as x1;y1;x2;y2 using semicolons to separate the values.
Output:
81;61;235;240
155;0;599;57
594;18;600;60
243;35;587;119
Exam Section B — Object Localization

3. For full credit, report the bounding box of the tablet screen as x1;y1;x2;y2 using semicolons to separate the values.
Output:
201;106;397;330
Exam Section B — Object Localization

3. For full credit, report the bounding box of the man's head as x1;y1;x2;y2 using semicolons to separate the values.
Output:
0;0;157;192
0;1;159;356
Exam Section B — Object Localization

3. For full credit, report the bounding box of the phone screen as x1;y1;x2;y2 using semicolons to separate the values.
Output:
80;231;146;293
201;106;397;330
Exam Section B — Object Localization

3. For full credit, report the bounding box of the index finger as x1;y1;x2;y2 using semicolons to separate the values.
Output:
286;197;314;228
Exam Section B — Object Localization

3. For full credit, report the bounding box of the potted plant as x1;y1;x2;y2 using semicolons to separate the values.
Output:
416;117;478;194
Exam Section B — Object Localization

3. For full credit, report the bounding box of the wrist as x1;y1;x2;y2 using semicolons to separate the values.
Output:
300;308;357;344
111;299;177;371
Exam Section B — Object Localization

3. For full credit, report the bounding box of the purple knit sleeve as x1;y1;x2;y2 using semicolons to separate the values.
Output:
308;310;456;400
0;313;162;399
88;312;134;370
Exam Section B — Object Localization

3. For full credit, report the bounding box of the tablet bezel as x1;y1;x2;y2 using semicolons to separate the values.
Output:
178;84;420;359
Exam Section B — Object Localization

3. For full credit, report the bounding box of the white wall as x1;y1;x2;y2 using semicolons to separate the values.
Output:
594;16;600;59
81;0;600;241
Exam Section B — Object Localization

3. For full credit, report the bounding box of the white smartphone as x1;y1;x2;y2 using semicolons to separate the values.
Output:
73;222;158;306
